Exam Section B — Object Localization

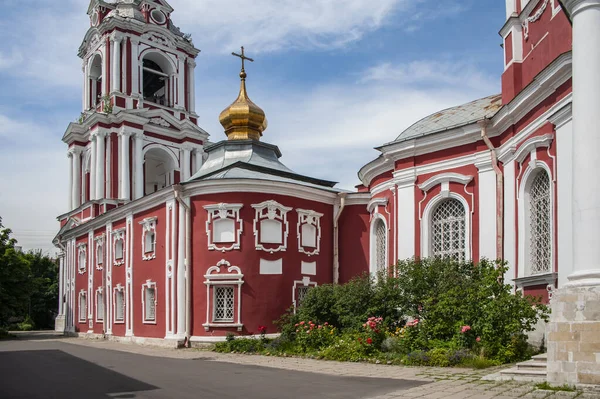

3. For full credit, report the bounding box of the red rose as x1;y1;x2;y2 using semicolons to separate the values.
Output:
366;337;373;345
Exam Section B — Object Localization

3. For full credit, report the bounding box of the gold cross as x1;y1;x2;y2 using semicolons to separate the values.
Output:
232;46;254;72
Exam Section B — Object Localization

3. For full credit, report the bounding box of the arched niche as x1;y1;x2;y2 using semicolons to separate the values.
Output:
143;145;178;195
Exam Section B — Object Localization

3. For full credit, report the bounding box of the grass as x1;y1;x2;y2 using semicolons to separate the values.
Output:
534;382;577;392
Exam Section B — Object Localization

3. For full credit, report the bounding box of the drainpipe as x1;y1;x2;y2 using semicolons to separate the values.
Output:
333;193;347;284
479;119;504;260
174;184;192;347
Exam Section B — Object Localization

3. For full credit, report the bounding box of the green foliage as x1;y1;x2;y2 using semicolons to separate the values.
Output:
318;333;375;362
534;382;576;392
215;338;265;353
0;217;59;329
102;95;113;114
294;321;336;352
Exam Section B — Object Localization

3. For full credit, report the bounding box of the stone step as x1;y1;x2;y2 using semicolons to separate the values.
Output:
516;360;547;371
531;353;548;362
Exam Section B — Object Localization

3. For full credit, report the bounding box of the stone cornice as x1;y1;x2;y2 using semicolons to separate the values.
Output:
562;0;600;15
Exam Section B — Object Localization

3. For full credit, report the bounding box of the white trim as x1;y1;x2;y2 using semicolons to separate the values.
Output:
204;203;243;252
112;228;126;266
296;209;323;257
252;200;292;253
94;234;104;270
517;162;555;280
292;276;317;311
513;133;554;163
367;197;388;213
141;279;157;324
369;213;388;275
203;260;244;331
78;290;87;323
139;216;158;261
418;173;474;193
95;287;104;323
113;284;125;324
77;243;87;274
421;193;471;260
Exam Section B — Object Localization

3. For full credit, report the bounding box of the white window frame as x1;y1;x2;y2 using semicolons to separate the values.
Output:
293;277;317;312
140;216;158;261
141;280;157;324
517;161;555;284
95;287;104;323
78;290;87;323
204;203;243;252
113;284;125;324
95;235;104;270
369;213;388;274
421;192;471;261
77;243;87;274
252;200;292;253
203;260;244;331
296;209;323;256
112;228;125;266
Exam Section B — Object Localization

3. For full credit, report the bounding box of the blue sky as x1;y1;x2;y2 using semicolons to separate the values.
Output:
0;0;506;254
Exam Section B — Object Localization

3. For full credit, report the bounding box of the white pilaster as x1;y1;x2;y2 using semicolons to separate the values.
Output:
176;202;186;337
564;0;600;286
72;147;82;209
58;253;65;316
176;57;185;109
502;158;517;289
122;38;129;100
188;59;196;114
90;135;97;201
111;33;122;93
181;146;192;181
393;171;416;260
95;131;106;200
506;0;516;17
68;151;74;210
131;38;140;99
475;152;498;260
106;133;111;199
134;132;144;200
83;61;89;110
119;131;131;201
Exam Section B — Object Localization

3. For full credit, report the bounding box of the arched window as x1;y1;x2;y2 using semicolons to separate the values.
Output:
528;170;551;274
431;198;466;261
144;146;177;195
89;54;103;107
141;52;174;106
373;218;387;273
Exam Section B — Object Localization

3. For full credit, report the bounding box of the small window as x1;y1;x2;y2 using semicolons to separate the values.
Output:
115;239;124;260
301;224;317;248
96;291;104;322
143;285;156;322
260;219;283;244
151;9;166;24
144;232;155;254
431;199;466;261
115;290;124;322
213;218;235;243
79;292;87;322
97;245;103;265
78;246;87;273
213;286;235;322
296;286;311;306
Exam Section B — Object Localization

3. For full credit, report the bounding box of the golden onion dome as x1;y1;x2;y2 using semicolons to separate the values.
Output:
219;61;267;141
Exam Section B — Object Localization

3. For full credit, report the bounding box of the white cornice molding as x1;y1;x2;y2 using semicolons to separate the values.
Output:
344;193;371;206
548;102;573;129
562;0;600;15
513;133;554;163
418;173;473;192
367;197;388;213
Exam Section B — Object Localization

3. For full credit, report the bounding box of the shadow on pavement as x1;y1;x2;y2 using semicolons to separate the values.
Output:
0;350;157;399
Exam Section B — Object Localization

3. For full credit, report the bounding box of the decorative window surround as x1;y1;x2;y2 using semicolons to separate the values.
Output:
293;277;317;311
296;209;323;256
77;243;87;274
514;134;554;164
418;173;474;194
203;260;244;331
78;290;87;322
95;287;104;323
141;280;157;324
204;203;243;252
514;272;557;289
301;261;316;276
367;197;388;214
140;217;158;261
112;228;125;266
252;200;292;253
370;215;388;274
95;235;104;270
113;284;125;324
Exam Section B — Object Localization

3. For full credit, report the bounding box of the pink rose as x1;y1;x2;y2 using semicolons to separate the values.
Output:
476;337;481;342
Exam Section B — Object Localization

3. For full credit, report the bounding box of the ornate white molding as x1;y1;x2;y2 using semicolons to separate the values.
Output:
292;276;317;312
149;117;171;128
252;200;292;253
112;228;126;267
77;243;87;274
94;234;105;270
204;203;243;252
562;0;600;16
367;197;388;214
514;133;554;164
95;286;104;323
113;283;125;324
418;173;473;193
142;33;175;49
203;260;244;331
522;0;550;40
141;279;157;324
139;216;158;261
296;209;324;257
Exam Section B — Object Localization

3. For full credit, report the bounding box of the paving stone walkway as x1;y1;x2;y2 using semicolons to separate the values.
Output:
13;333;600;399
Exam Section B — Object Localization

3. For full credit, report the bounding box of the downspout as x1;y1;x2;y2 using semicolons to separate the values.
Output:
479;119;504;260
174;184;192;347
333;192;347;284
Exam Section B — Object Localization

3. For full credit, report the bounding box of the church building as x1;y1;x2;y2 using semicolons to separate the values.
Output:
54;2;600;384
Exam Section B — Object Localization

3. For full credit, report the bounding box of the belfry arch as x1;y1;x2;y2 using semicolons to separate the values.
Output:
143;145;178;195
88;54;103;107
141;50;176;106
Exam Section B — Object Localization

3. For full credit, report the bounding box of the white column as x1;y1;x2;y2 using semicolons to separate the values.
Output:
111;33;122;93
95;131;106;200
192;148;204;175
502;158;517;289
131;38;140;99
58;253;65;316
72;148;82;208
181;146;192;181
134;132;144;200
68;151;74;210
555;117;574;288
505;0;516;18
394;171;416;260
106;133;111;199
122;38;129;99
176;202;186;337
169;73;176;108
90;135;97;201
564;0;600;286
188;59;196;114
176;57;185;109
475;152;498;260
83;62;89;110
119;131;131;201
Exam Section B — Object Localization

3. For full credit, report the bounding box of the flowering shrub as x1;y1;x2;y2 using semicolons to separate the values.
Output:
318;333;373;361
362;316;386;348
294;321;336;352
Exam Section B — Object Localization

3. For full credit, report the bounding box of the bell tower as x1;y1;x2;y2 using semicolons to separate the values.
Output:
61;0;208;218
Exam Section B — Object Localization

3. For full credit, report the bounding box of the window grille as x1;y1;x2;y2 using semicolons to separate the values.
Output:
214;286;234;322
115;290;124;321
79;293;87;322
375;219;387;272
97;292;104;321
431;199;466;261
144;287;156;321
529;170;551;274
297;286;311;306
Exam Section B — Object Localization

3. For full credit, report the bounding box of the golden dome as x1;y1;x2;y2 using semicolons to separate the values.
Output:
219;67;267;141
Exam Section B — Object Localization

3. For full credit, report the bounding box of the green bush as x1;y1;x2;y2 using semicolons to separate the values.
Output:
318;333;375;362
294;321;336;352
215;338;265;353
17;316;34;332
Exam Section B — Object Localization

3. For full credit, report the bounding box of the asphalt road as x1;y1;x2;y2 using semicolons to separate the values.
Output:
0;339;428;399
